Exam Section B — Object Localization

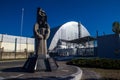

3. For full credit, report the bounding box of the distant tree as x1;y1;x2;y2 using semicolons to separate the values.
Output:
112;21;120;34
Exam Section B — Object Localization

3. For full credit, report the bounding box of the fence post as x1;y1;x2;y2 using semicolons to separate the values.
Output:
0;48;2;60
15;38;17;59
0;34;3;60
26;38;28;58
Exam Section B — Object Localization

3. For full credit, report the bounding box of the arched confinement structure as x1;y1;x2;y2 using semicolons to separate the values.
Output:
49;21;90;50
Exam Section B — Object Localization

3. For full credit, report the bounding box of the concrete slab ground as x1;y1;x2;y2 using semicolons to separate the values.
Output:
81;68;101;80
0;60;82;80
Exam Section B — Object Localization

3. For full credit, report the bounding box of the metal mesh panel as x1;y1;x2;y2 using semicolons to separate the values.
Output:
27;38;35;44
16;36;27;44
0;34;2;41
2;35;16;43
0;34;34;52
1;34;34;44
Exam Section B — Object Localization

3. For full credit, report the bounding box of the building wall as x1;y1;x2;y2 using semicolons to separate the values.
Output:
0;34;34;59
1;42;15;52
97;34;120;59
57;48;77;56
0;34;34;52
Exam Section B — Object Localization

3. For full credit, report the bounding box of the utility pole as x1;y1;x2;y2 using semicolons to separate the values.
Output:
21;8;24;37
20;8;24;52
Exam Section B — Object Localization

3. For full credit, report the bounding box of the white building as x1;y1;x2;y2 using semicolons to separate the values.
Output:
49;21;94;56
49;21;90;50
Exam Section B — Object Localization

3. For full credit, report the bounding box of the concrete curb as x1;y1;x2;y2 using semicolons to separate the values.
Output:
61;65;82;80
0;77;4;80
70;66;82;80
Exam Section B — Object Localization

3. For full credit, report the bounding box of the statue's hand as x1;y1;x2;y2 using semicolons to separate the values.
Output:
34;23;44;39
38;34;43;39
44;28;50;39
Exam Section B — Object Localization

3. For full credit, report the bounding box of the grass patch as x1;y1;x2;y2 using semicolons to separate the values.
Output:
82;68;120;80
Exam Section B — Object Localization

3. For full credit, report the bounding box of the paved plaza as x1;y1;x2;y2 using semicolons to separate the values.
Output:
0;60;103;80
0;60;81;80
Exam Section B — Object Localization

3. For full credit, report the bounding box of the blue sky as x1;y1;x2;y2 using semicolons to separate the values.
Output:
0;0;120;37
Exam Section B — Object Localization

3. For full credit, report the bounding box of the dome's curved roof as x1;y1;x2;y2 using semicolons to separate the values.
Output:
49;21;90;50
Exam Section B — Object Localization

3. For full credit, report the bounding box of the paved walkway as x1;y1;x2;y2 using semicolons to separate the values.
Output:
81;68;102;80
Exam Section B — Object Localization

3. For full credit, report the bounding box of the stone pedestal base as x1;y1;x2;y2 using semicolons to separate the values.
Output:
23;55;58;72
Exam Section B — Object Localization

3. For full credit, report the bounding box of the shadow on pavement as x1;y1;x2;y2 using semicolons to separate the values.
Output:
82;78;119;80
1;67;27;73
3;76;74;80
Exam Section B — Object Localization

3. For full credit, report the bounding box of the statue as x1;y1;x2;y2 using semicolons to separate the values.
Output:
34;8;50;58
23;8;58;72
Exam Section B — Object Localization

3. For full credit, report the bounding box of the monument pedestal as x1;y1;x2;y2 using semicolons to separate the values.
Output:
23;54;58;72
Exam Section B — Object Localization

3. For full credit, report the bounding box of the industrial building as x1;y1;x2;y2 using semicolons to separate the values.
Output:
48;21;120;59
1;21;120;59
48;21;95;57
97;34;120;59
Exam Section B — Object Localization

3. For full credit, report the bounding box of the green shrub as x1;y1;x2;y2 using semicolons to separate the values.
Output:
67;58;120;69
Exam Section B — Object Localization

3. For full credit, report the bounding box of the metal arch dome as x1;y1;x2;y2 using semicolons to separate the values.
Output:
49;21;90;50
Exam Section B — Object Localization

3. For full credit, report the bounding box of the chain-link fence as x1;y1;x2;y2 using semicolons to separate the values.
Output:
0;34;35;59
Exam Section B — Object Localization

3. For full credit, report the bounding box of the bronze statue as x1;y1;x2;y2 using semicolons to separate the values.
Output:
23;8;58;72
34;8;50;57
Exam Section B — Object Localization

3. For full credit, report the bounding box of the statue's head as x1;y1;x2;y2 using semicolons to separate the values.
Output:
37;8;45;16
37;8;47;24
